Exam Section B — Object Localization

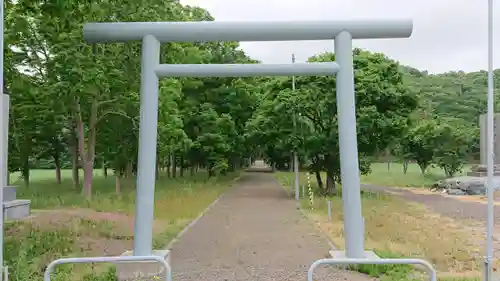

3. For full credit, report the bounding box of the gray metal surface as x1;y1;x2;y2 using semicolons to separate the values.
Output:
485;0;495;279
155;62;339;77
334;30;364;257
291;53;300;202
83;20;413;43
133;34;160;256
308;258;437;281
44;255;172;281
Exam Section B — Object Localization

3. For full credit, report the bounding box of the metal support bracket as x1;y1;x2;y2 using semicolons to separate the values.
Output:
43;255;172;281
308;258;437;281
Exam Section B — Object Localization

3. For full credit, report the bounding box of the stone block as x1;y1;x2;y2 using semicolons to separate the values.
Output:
327;250;380;270
4;199;31;220
329;250;380;260
115;250;170;281
467;171;500;177
3;186;16;202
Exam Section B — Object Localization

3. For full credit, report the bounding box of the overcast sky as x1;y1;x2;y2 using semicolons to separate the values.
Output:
180;0;499;74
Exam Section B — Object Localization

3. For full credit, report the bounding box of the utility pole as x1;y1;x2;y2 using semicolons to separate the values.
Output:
0;0;5;278
485;0;495;280
292;53;299;201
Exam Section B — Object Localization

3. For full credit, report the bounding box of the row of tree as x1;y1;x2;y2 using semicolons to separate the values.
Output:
4;0;496;198
5;0;263;199
249;56;499;194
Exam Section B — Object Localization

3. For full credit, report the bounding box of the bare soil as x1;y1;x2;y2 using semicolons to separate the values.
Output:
14;208;167;257
169;173;375;281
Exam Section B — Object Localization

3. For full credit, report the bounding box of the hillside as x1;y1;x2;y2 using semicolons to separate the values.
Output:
401;66;500;126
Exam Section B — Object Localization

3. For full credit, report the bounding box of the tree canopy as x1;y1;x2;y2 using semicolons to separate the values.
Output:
4;0;496;199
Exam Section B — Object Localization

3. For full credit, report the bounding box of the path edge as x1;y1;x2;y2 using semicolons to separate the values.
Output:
274;176;337;250
164;173;242;251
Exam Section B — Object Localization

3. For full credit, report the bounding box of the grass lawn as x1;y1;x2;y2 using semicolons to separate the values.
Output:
360;162;473;188
275;170;483;281
6;169;239;281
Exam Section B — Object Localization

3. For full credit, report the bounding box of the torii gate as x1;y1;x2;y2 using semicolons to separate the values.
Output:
43;19;438;281
81;19;410;258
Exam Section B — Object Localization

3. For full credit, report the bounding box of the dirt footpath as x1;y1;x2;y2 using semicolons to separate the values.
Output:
169;173;374;281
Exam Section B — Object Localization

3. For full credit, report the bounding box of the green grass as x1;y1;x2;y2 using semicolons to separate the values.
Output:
360;162;447;187
275;171;482;281
336;162;472;188
5;168;240;281
293;162;457;190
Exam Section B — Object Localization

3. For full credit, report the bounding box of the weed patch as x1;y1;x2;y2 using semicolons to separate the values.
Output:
275;172;482;281
6;170;239;280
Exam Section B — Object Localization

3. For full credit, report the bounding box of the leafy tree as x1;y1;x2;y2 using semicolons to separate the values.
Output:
401;119;440;174
248;49;418;195
434;120;475;177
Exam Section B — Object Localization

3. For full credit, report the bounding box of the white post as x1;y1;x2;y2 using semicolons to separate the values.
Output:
335;31;365;258
2;94;8;188
485;0;495;279
133;35;160;256
327;200;332;220
0;0;5;277
292;53;300;201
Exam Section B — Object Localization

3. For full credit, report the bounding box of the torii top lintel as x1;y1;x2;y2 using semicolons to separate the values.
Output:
83;19;413;44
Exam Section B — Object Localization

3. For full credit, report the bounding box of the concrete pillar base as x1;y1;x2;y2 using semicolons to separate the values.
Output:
328;250;380;270
115;250;170;281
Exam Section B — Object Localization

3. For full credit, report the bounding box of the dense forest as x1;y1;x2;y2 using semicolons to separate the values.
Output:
402;66;500;124
3;0;499;198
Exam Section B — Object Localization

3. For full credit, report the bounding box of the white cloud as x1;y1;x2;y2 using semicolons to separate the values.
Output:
180;0;499;74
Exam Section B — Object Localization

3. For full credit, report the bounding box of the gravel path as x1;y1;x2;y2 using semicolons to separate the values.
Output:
362;184;499;222
170;172;374;281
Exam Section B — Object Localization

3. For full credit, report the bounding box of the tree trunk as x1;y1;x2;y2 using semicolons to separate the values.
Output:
172;153;177;178
115;171;121;195
103;163;108;178
72;155;79;188
21;157;30;187
70;133;80;188
385;147;391;171
314;170;324;190
75;99;97;200
20;136;32;187
179;156;184;177
155;155;160;180
54;155;62;184
82;160;93;199
208;164;216;178
312;155;323;190
325;171;337;196
417;162;427;174
403;160;409;174
289;155;294;172
167;155;172;178
125;161;133;179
